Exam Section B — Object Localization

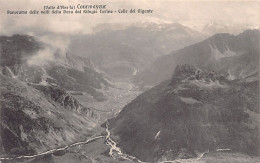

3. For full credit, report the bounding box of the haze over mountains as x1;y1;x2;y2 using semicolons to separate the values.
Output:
200;22;260;35
134;29;259;88
69;22;205;79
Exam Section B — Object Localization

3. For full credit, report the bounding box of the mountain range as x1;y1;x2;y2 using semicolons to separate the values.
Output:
0;35;109;156
109;64;259;162
69;23;205;79
201;22;260;35
134;29;259;88
0;27;259;162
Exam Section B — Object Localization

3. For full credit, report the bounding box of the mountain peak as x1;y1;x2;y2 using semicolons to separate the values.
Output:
172;64;223;83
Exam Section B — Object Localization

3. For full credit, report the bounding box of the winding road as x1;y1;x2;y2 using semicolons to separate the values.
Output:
0;135;104;162
0;120;212;163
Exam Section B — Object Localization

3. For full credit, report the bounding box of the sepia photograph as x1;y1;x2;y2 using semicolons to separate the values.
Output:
0;0;259;162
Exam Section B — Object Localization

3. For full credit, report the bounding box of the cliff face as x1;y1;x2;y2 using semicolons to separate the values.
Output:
109;64;259;162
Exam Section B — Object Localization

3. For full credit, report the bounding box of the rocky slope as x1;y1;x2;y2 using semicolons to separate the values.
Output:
134;29;259;88
109;64;259;162
0;35;108;157
0;74;98;157
69;23;204;79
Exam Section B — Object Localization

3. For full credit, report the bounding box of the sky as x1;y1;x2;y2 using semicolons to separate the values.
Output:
0;0;259;36
0;0;259;66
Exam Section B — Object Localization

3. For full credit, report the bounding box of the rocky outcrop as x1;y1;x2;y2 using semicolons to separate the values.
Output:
109;65;259;162
32;84;98;119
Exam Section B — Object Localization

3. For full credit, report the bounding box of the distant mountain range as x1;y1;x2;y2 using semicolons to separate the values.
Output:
69;23;205;79
201;22;260;35
109;64;259;162
134;29;259;88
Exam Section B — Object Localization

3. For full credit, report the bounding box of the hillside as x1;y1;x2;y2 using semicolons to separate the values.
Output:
134;29;259;88
0;35;109;157
109;64;259;162
0;74;98;157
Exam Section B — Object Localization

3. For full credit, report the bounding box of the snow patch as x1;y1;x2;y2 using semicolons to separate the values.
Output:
19;125;28;141
5;66;17;78
191;79;226;89
39;68;50;86
180;97;201;105
132;68;138;76
216;148;231;152
227;69;236;80
155;130;161;140
210;43;237;60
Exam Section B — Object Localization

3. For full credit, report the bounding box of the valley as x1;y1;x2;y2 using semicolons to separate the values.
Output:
0;79;142;163
1;76;259;163
75;81;141;123
0;28;259;163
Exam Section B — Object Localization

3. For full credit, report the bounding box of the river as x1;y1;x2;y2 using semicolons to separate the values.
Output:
105;121;144;162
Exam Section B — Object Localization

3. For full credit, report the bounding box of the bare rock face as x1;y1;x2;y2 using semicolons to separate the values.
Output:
32;84;98;119
109;64;259;162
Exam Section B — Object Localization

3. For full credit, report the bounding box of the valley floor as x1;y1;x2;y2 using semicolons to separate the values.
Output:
75;81;141;124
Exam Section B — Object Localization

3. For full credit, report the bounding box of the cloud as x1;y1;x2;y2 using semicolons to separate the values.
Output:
1;0;258;67
0;0;259;36
27;47;55;66
26;34;71;66
39;35;70;55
